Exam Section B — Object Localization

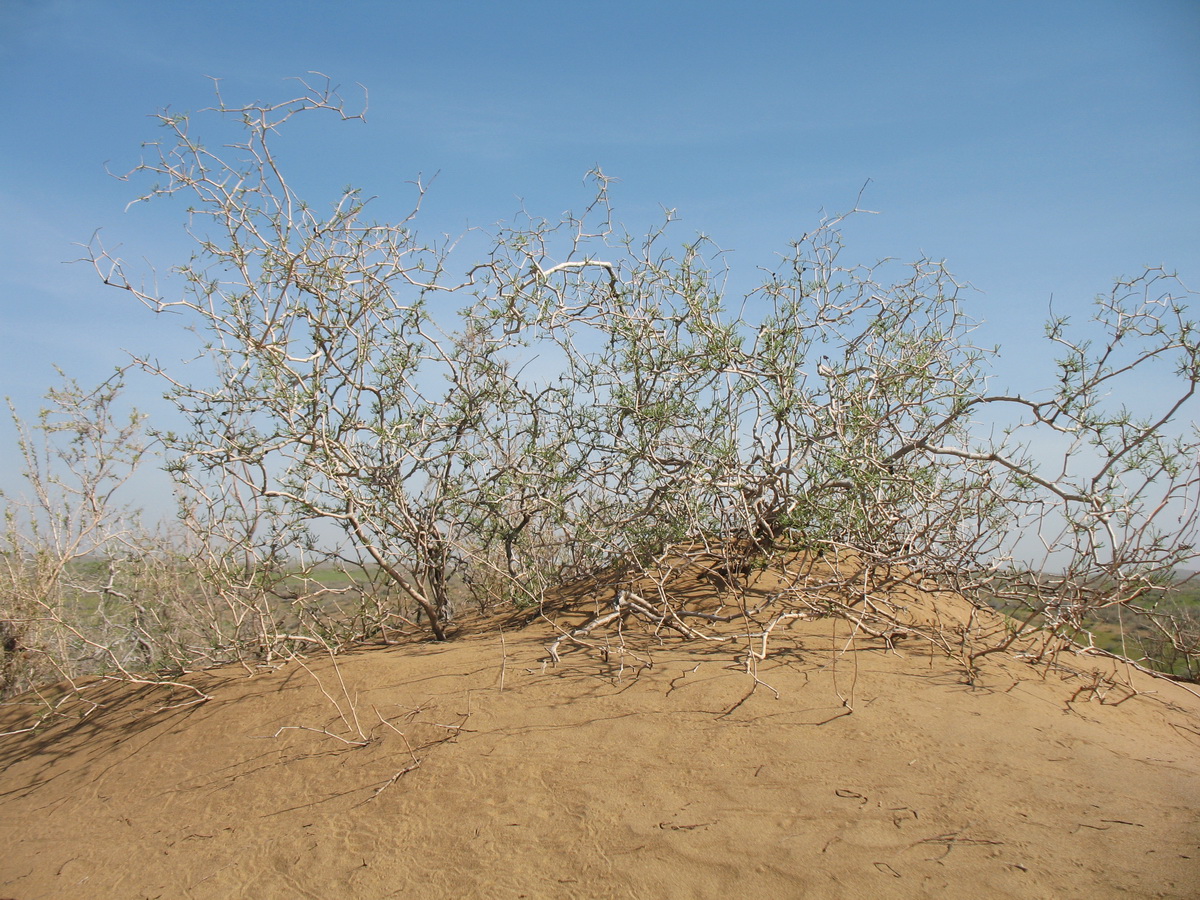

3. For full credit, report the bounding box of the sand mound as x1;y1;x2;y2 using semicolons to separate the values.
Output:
2;563;1198;899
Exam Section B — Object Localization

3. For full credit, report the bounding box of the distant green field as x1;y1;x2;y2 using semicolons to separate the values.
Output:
1072;582;1198;680
982;575;1200;682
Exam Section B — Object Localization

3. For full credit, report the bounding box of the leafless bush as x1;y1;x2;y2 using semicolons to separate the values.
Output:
0;371;203;699
0;371;387;704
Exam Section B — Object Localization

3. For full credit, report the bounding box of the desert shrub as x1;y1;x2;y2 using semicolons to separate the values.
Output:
0;372;399;701
0;372;176;697
28;74;1194;678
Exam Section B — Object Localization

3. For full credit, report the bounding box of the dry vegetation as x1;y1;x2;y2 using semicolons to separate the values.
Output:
3;74;1199;717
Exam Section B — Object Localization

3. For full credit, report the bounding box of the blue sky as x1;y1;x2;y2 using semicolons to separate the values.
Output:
1;0;1198;508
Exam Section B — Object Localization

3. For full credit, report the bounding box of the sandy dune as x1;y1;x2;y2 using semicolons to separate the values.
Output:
2;569;1198;899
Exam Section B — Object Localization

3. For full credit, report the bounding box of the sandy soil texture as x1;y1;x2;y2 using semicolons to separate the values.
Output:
2;571;1198;899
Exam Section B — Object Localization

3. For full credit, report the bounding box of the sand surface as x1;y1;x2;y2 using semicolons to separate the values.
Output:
2;573;1199;899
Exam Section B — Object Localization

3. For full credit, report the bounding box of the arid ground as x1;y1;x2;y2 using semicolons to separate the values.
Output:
2;562;1198;899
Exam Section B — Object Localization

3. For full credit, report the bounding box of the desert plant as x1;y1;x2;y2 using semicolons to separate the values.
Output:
0;370;187;697
0;369;363;703
83;76;1199;670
